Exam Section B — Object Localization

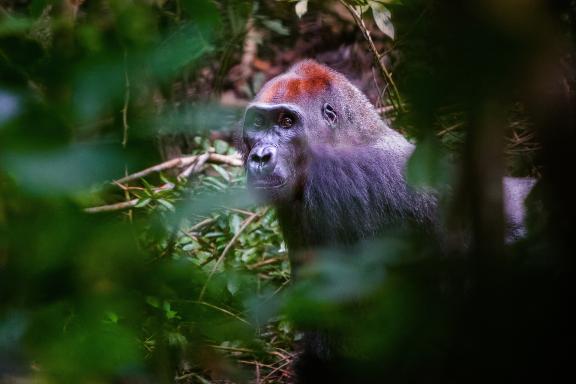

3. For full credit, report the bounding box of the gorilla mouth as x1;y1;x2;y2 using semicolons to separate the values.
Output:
247;174;286;189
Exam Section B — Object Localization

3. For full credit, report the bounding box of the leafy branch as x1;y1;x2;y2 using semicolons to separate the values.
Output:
85;152;243;213
339;0;405;113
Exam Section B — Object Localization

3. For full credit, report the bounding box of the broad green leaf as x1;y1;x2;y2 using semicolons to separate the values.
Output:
157;199;175;211
227;275;240;295
135;198;152;208
211;164;230;182
182;242;199;252
369;1;395;40
204;176;228;190
229;214;242;235
295;0;309;18
261;19;290;36
214;139;229;154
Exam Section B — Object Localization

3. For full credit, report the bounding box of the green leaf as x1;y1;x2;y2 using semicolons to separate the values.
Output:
104;311;119;324
261;19;290;36
295;0;309;18
182;243;199;252
229;214;242;235
369;1;395;40
214;139;230;154
166;310;178;320
146;296;161;309
211;164;230;182
157;199;175;212
135;198;151;208
203;176;228;190
166;331;187;347
227;275;240;296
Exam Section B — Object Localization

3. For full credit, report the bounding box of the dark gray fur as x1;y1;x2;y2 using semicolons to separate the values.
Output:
277;145;438;254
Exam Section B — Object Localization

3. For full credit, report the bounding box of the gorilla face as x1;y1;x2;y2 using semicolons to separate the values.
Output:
242;102;305;203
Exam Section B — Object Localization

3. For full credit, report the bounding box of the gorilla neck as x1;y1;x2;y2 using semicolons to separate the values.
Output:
276;145;437;252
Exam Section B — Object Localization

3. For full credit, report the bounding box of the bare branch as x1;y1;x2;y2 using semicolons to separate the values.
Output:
114;153;242;185
85;154;217;213
208;153;243;167
84;199;139;213
187;217;217;234
115;156;197;184
179;152;209;179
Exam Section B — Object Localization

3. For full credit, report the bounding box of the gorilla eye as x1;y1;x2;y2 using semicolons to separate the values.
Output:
279;113;294;129
323;103;338;125
251;114;266;129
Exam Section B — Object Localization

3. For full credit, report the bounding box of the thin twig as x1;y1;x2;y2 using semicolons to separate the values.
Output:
261;359;293;382
228;208;257;216
121;49;130;148
115;156;197;184
375;105;396;116
198;210;265;300
84;199;139;213
238;360;281;370
84;181;174;213
189;300;250;326
123;167;133;222
84;156;207;213
340;0;404;113
175;372;213;383
114;153;242;185
188;217;217;233
208;153;243;167
179;152;209;179
209;345;255;354
437;122;465;136
247;257;286;270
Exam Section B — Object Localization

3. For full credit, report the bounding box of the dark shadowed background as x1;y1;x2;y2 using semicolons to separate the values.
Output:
1;0;574;383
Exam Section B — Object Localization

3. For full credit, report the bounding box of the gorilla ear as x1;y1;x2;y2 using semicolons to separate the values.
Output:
322;103;338;126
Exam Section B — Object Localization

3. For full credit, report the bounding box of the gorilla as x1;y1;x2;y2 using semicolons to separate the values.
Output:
240;60;535;382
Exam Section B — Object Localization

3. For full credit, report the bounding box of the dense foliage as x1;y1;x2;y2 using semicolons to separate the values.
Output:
1;0;574;383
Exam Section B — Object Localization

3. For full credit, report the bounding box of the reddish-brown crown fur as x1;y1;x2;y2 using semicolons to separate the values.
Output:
256;60;334;103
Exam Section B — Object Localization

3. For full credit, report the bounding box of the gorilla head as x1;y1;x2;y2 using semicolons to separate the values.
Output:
241;60;413;205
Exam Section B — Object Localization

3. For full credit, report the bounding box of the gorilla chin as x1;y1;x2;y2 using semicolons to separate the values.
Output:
247;173;291;203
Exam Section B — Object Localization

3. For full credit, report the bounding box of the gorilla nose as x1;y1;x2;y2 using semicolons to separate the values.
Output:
248;145;277;175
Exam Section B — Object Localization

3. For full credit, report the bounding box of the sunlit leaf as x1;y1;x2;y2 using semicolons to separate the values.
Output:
211;165;230;184
229;214;242;235
295;0;309;19
261;19;290;36
369;1;395;39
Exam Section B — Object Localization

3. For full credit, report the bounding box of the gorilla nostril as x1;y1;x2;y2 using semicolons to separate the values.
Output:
250;147;275;165
261;153;272;163
248;146;277;176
